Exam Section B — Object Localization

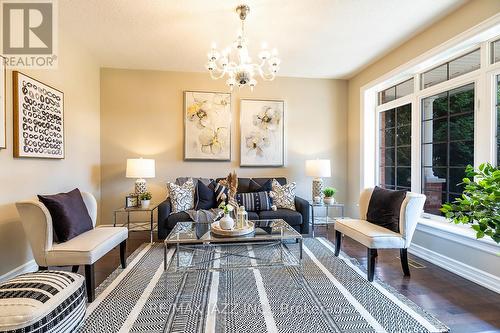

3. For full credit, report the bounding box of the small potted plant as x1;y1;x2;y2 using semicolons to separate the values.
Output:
323;187;337;205
218;202;235;230
140;192;152;208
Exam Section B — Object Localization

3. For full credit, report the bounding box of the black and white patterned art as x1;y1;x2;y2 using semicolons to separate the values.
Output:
13;71;64;158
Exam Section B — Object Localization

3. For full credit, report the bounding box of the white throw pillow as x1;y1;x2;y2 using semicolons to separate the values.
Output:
270;179;296;211
167;178;195;213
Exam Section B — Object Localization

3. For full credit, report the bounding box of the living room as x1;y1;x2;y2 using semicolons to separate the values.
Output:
0;1;499;332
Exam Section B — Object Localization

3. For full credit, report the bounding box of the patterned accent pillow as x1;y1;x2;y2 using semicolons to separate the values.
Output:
270;179;296;211
236;191;272;212
211;182;228;206
167;178;195;213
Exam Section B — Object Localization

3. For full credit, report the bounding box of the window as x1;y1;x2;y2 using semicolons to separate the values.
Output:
492;39;500;64
378;78;414;105
421;83;475;215
379;104;411;190
421;49;480;89
497;75;500;166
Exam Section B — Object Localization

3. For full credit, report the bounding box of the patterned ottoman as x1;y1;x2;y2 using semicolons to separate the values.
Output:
0;271;86;332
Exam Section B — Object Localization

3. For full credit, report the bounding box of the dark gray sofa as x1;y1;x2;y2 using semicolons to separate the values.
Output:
157;177;310;239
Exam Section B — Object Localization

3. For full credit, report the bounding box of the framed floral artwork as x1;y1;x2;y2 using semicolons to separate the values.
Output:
0;55;5;149
240;99;284;167
184;91;231;161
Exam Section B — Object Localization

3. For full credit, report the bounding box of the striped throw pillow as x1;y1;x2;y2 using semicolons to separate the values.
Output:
236;191;272;212
212;182;229;206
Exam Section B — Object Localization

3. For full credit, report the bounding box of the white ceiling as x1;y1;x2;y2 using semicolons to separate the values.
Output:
59;0;466;79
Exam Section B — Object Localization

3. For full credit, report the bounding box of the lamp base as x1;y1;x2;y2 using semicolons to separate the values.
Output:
135;178;147;195
312;178;324;201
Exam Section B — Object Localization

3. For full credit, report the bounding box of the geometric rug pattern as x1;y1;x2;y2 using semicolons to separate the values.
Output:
80;238;449;332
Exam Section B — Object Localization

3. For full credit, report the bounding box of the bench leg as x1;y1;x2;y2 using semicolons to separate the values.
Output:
71;265;79;273
334;230;342;256
38;266;48;271
84;264;95;303
367;248;377;282
120;240;127;269
400;248;410;276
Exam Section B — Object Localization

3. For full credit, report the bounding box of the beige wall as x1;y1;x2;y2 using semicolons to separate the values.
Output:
346;0;500;216
0;33;101;277
100;68;347;226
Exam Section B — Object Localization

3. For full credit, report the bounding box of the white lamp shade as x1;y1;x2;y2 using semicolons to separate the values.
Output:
126;158;155;178
305;159;331;178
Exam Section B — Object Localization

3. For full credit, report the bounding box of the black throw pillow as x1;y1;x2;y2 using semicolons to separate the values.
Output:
195;181;217;210
249;179;272;193
366;186;407;233
38;188;93;243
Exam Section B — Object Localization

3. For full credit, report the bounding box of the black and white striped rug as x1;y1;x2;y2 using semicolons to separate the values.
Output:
80;238;448;333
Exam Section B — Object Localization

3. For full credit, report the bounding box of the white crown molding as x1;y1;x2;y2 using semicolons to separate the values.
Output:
409;243;500;294
0;260;38;282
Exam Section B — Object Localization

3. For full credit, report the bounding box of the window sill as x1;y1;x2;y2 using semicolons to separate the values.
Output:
416;216;499;255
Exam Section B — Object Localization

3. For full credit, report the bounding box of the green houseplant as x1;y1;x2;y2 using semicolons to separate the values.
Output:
440;163;500;244
322;187;337;205
140;192;152;208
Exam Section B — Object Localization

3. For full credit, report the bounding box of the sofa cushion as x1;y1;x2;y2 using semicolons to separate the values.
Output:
38;188;93;243
215;177;287;193
258;209;302;226
0;271;86;332
247;211;259;220
195;181;217;210
166;212;193;230
236;191;272;212
366;186;407;233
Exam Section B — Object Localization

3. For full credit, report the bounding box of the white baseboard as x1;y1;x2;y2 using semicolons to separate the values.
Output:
0;260;38;282
409;243;500;294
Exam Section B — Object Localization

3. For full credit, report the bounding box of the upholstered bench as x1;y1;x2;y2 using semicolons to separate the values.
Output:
0;271;86;332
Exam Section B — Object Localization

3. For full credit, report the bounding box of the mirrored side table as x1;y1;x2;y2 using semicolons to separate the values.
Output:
308;200;345;237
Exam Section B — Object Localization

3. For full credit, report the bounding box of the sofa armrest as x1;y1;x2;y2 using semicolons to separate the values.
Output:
157;198;172;239
294;196;310;234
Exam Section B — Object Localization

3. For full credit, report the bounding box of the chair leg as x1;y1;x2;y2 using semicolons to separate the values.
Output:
400;248;411;276
334;230;342;256
367;248;376;282
38;266;48;271
373;249;378;258
71;265;79;273
84;264;95;303
120;240;127;269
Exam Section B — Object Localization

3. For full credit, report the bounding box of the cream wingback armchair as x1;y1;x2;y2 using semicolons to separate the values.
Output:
334;188;426;282
16;191;128;302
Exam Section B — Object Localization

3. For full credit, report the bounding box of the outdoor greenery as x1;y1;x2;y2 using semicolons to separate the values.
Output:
440;163;500;243
323;187;337;198
140;192;152;201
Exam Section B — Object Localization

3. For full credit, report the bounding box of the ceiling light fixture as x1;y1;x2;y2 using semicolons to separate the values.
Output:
206;4;281;91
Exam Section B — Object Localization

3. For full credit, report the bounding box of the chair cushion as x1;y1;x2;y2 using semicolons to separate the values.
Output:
0;271;86;332
38;188;93;243
236;191;272;211
46;226;128;266
258;209;302;226
335;218;405;249
366;186;407;233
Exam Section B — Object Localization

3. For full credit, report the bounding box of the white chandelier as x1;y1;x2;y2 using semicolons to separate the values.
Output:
206;4;281;91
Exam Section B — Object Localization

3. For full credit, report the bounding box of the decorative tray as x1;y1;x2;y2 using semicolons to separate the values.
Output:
211;221;255;237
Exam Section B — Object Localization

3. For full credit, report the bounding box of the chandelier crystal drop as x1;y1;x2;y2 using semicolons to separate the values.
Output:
206;4;280;91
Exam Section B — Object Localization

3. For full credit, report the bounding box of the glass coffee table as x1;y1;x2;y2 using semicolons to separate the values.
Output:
164;219;303;272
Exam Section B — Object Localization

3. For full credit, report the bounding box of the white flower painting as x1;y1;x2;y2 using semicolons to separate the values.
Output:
240;99;284;166
184;91;231;160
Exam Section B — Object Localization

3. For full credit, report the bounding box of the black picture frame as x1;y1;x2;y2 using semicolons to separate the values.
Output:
125;194;139;208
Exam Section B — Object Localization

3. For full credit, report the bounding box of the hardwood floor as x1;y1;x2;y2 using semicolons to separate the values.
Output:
64;229;499;333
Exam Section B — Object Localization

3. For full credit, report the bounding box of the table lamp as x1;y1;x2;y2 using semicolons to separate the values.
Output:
305;159;331;201
126;158;155;194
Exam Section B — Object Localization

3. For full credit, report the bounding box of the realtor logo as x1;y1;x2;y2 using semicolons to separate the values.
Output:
1;0;58;68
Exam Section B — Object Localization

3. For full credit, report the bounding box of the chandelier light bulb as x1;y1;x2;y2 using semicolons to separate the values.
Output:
205;4;280;90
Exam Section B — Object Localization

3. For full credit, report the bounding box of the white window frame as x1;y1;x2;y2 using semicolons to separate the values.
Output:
360;14;500;233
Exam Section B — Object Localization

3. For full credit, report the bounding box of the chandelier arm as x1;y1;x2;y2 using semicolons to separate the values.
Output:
209;68;227;80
